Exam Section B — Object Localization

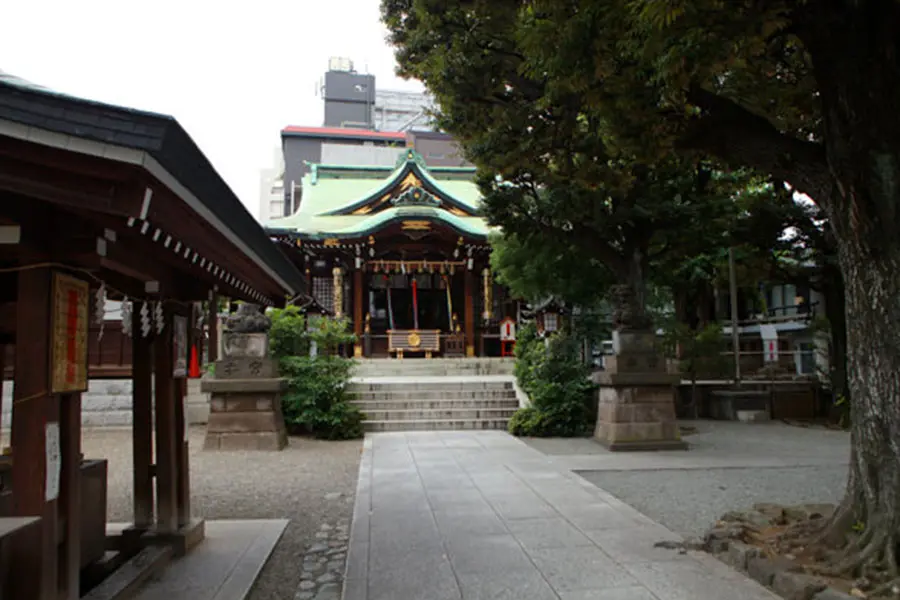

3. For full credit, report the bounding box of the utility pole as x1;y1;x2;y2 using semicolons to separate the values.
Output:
728;247;741;385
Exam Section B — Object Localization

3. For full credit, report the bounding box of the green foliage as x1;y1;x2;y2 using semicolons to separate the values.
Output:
509;323;596;437
490;233;611;308
278;356;363;440
382;0;805;330
268;308;362;440
269;306;311;358
307;315;357;355
663;322;730;380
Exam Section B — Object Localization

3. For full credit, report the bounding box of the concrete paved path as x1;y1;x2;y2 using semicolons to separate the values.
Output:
134;520;288;600
344;431;779;600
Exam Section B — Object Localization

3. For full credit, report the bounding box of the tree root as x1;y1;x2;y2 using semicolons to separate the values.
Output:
821;529;887;577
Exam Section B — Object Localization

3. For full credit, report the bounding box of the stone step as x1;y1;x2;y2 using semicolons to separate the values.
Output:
352;360;514;377
363;418;510;432
354;370;515;378
351;398;519;410
359;408;517;421
349;381;513;392
347;389;516;401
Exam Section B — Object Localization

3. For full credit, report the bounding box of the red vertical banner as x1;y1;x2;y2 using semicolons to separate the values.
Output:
51;272;89;393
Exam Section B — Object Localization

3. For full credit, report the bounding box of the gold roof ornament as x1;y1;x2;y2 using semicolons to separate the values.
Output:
402;220;430;231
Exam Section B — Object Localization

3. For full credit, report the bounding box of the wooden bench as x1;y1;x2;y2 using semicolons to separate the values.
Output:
387;330;440;358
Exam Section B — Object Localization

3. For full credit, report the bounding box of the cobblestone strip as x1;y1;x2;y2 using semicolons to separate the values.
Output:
294;519;351;600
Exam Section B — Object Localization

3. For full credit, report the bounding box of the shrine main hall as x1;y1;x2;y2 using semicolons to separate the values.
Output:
266;149;519;358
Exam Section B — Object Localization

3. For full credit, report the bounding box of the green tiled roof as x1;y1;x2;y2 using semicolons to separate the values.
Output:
266;149;494;240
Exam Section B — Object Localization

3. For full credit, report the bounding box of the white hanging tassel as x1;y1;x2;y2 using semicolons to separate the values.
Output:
140;302;151;338
94;283;106;325
95;283;107;342
121;298;133;338
155;302;165;334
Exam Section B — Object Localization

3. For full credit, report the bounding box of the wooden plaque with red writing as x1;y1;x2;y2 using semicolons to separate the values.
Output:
50;272;90;394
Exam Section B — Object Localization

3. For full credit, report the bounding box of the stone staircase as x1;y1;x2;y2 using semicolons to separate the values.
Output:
348;358;520;432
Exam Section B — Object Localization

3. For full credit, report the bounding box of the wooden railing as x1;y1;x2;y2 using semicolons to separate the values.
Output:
387;329;441;358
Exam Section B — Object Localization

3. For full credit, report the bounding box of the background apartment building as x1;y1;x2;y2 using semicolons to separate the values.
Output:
259;57;470;222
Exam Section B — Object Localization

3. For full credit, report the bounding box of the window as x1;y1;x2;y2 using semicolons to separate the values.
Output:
544;312;559;332
312;277;333;313
795;342;816;375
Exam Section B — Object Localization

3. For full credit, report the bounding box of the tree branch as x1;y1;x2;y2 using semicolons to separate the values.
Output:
679;85;834;206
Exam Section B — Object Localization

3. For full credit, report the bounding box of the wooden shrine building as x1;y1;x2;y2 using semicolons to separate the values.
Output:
267;149;519;358
0;72;306;599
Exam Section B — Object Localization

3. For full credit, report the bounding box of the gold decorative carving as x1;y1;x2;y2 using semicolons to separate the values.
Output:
399;173;422;190
324;238;339;247
449;207;467;216
332;267;344;317
402;220;431;231
364;313;371;333
51;272;89;394
352;205;373;215
407;331;421;348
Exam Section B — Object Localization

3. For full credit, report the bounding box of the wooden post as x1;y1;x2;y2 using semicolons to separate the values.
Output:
10;267;58;600
464;269;475;357
353;269;363;358
132;304;154;529
0;343;5;451
207;292;218;365
59;391;81;599
154;307;178;533
175;307;191;528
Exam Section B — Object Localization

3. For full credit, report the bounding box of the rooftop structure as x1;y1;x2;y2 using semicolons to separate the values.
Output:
267;149;515;359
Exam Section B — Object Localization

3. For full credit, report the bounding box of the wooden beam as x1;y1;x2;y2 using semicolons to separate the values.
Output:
132;307;154;529
10;267;59;600
464;269;475;357
0;155;143;219
153;308;178;533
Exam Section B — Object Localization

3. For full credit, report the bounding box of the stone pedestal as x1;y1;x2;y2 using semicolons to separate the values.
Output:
201;333;288;451
591;331;688;451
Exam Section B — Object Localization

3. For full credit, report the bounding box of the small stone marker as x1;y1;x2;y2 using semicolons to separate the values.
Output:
201;304;288;451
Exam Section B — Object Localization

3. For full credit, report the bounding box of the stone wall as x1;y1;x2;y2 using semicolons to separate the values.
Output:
1;378;210;429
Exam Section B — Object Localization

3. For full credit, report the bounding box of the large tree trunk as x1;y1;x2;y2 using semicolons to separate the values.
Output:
797;2;900;574
821;258;849;413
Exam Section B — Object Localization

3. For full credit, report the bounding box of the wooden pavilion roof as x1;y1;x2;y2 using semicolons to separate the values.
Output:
0;71;307;306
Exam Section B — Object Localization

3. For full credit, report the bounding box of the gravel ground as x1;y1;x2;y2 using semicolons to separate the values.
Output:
579;464;847;537
82;426;362;600
526;420;850;539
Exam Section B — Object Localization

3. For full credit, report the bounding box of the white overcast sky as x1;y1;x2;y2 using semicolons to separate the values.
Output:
1;0;423;219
